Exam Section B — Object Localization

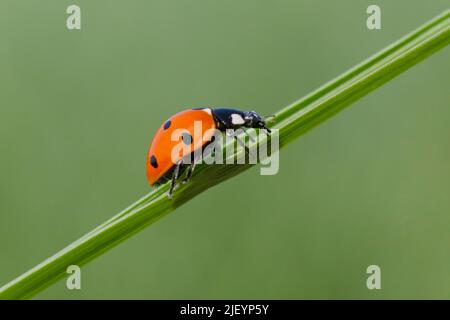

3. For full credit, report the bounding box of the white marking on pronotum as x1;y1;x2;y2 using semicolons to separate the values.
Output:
231;114;245;125
201;108;212;115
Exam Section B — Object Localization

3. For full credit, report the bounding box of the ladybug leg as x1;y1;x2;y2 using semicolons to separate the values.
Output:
228;131;257;160
168;160;182;199
182;150;203;184
238;135;257;162
235;136;250;154
182;163;195;184
227;131;248;153
242;128;255;143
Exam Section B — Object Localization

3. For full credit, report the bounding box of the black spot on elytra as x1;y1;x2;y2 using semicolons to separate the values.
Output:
150;155;158;168
163;120;171;130
182;132;193;145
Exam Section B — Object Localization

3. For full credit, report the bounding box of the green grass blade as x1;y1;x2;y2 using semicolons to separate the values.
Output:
1;10;449;300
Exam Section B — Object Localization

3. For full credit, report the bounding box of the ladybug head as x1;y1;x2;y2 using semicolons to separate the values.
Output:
244;111;271;133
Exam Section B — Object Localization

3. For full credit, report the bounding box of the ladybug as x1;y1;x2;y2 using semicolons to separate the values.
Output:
146;107;271;198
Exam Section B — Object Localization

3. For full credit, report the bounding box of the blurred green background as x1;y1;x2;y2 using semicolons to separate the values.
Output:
1;0;449;299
